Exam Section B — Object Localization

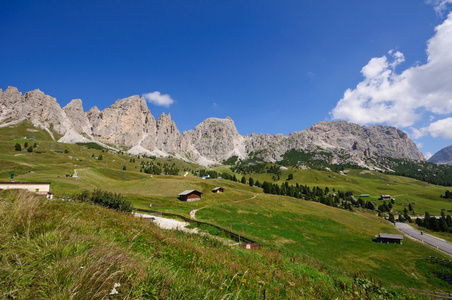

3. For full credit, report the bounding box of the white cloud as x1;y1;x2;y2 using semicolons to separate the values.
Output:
142;91;174;107
424;152;433;160
331;12;452;131
420;117;452;139
428;0;452;15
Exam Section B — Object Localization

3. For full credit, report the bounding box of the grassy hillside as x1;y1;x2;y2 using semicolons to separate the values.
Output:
1;121;452;296
194;193;451;290
1;190;408;299
229;167;452;216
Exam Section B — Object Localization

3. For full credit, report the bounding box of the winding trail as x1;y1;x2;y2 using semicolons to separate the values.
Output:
189;193;259;220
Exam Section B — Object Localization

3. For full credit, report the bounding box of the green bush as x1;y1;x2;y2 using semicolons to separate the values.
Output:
72;189;133;212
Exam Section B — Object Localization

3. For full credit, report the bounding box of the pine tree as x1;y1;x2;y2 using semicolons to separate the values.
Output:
27;146;33;152
15;143;21;151
388;213;395;222
241;176;246;184
249;177;254;187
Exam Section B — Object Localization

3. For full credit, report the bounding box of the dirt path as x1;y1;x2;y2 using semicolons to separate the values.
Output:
134;213;198;233
190;207;205;220
189;193;259;220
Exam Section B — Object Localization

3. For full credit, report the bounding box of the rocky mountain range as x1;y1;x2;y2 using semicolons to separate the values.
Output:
428;145;452;165
0;86;425;168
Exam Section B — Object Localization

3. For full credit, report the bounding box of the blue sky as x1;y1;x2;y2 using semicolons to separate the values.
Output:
1;0;451;158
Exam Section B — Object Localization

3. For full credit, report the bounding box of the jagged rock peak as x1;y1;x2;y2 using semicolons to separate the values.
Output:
63;99;91;134
63;99;83;111
90;94;156;147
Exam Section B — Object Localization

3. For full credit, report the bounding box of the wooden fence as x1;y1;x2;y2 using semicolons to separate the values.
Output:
135;208;259;246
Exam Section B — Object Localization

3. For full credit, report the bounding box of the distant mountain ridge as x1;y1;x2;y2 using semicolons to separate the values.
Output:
0;86;424;168
429;145;452;165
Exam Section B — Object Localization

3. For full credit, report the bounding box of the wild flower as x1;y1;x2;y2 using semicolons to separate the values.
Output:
109;283;121;295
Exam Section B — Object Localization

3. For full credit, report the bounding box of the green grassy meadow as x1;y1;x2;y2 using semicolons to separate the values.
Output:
1;121;452;296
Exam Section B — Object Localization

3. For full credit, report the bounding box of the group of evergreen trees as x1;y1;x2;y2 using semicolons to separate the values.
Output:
416;211;452;233
258;180;369;211
14;142;37;152
441;190;452;199
140;161;180;175
384;157;452;187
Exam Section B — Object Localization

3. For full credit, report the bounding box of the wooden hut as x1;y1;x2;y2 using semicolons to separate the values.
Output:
211;187;224;193
375;233;403;244
178;190;203;201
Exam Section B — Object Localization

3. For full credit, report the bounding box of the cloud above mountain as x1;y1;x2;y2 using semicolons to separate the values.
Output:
413;117;452;139
331;12;452;139
143;91;174;107
430;0;452;15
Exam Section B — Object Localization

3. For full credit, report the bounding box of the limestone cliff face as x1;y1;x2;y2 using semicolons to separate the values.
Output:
0;86;425;167
63;99;91;135
245;121;424;165
155;113;180;153
0;87;69;135
180;117;245;162
0;87;25;121
90;95;156;147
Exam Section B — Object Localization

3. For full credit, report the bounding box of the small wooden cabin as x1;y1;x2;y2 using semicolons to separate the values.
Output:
375;233;403;244
380;195;392;200
178;190;203;201
211;187;224;193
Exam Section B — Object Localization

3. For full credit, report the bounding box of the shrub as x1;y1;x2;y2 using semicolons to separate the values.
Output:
27;146;33;152
14;143;21;151
72;189;133;212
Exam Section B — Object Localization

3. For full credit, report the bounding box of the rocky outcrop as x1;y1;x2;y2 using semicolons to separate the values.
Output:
90;95;156;147
63;99;91;135
429;145;452;165
155;113;180;153
245;121;424;166
0;86;425;167
0;87;69;136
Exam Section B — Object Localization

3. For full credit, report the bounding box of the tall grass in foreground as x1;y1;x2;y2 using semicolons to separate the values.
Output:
0;191;421;299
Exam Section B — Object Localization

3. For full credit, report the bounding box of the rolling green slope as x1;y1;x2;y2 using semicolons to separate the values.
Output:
1;121;452;294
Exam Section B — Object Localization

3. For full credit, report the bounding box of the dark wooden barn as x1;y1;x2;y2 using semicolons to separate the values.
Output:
375;233;403;244
178;190;203;201
211;187;224;193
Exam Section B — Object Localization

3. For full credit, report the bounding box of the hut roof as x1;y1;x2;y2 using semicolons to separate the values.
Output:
377;233;403;240
178;190;203;196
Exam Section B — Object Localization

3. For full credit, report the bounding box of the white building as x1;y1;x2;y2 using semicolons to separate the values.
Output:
0;181;51;195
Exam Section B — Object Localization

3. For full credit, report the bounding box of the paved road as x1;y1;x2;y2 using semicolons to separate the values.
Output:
395;222;452;256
